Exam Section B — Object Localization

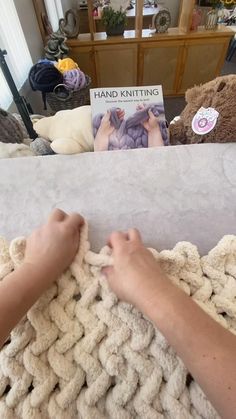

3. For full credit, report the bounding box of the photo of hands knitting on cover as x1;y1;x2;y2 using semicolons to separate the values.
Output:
0;209;236;419
93;103;169;151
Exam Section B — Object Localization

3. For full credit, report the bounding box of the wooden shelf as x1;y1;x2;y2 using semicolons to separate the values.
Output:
33;0;234;45
68;25;234;47
33;0;234;96
178;0;195;33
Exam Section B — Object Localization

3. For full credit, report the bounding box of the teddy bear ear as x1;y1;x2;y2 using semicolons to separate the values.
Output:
185;85;203;103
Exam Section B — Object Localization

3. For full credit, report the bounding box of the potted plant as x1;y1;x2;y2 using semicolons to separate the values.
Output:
101;6;127;36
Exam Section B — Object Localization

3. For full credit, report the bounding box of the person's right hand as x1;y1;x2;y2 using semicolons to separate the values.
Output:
102;229;169;314
116;108;125;121
142;110;161;133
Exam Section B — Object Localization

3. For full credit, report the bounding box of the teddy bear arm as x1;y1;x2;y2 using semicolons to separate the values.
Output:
169;117;187;145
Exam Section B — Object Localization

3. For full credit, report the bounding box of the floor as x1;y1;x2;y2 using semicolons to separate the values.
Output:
164;52;236;124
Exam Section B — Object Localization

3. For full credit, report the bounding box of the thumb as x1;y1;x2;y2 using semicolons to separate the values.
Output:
102;266;114;279
102;111;109;122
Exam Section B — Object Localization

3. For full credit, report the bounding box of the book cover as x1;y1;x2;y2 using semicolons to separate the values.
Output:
90;85;169;151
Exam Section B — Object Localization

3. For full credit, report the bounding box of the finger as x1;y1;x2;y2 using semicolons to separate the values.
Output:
148;110;154;118
127;228;142;244
107;231;128;249
64;213;84;231
106;111;112;123
48;208;67;223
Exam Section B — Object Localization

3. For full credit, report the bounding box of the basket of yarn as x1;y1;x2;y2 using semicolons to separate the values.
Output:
29;58;91;112
29;59;63;110
46;58;91;112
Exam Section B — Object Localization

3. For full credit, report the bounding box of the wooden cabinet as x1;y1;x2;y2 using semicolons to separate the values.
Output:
140;41;184;95
178;38;230;93
68;27;232;95
77;9;90;33
69;46;97;87
33;0;233;96
94;44;137;87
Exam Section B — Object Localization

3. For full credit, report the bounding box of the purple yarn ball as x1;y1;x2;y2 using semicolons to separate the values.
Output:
63;69;86;91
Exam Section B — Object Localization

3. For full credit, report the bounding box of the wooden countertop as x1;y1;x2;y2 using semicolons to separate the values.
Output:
67;25;234;47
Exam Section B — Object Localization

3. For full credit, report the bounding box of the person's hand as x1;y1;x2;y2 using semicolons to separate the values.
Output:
102;229;169;314
136;103;146;111
23;209;84;281
142;110;161;133
98;111;115;137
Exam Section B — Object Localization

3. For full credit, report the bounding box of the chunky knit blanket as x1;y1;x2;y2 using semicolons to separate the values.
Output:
0;226;236;419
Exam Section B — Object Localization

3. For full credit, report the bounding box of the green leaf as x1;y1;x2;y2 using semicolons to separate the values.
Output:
101;7;127;28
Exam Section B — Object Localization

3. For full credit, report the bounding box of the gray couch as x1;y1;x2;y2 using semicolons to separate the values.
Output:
0;143;236;255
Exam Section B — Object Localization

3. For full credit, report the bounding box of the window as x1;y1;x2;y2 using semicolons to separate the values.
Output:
0;0;33;109
44;0;64;32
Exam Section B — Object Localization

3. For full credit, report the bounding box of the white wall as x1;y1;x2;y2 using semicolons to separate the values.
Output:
158;0;181;27
168;0;181;27
14;0;43;63
61;0;78;13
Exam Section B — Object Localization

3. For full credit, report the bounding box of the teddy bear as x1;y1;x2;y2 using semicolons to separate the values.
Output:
0;108;24;144
169;74;236;145
0;108;35;158
0;108;55;158
33;105;94;154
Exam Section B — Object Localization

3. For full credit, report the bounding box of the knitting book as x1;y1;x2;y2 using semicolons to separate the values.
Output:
90;85;169;151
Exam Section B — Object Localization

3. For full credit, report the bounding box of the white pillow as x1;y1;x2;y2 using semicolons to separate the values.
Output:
34;106;94;155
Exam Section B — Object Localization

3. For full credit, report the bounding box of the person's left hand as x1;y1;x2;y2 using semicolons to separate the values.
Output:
23;209;84;281
98;111;115;137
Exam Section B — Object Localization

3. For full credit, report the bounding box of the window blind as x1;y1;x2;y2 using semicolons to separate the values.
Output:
0;71;12;110
0;0;33;109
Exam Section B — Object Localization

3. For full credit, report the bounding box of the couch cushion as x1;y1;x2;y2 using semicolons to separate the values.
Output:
0;144;235;254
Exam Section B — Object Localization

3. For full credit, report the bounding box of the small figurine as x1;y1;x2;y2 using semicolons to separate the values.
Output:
190;8;202;31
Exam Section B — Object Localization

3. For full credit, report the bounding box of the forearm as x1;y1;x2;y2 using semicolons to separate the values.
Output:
143;280;236;419
0;264;56;348
148;127;164;147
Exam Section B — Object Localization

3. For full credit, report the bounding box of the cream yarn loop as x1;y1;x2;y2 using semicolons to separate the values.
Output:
0;225;236;419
